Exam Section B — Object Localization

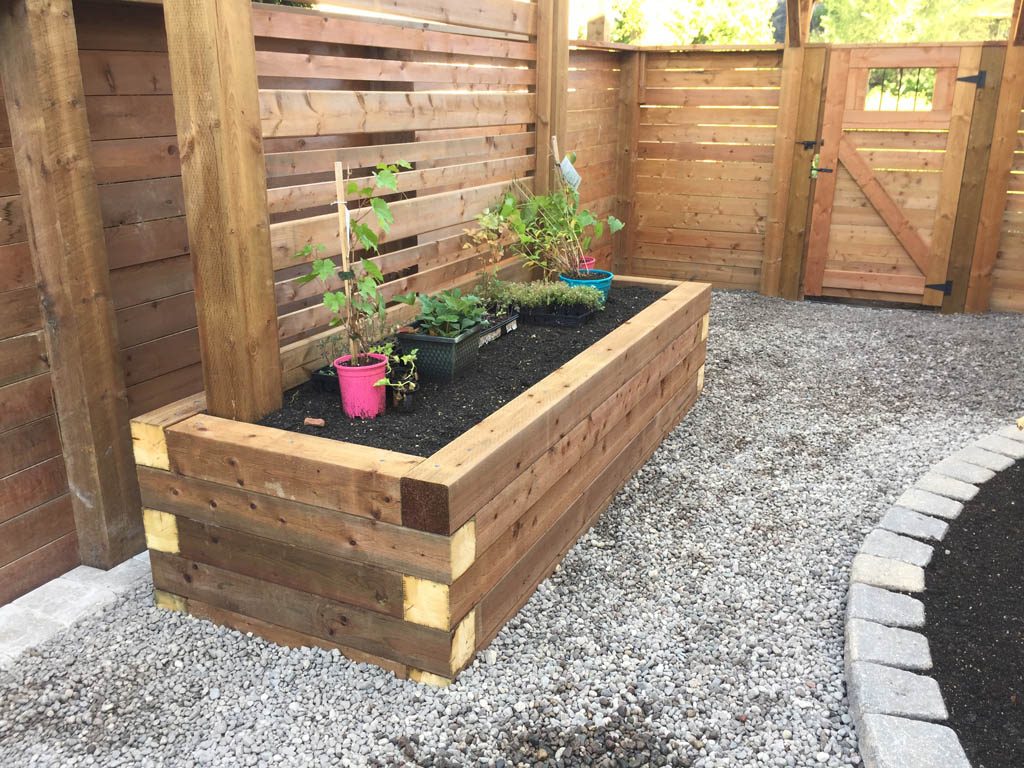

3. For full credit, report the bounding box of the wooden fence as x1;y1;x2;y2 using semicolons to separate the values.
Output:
2;0;1024;606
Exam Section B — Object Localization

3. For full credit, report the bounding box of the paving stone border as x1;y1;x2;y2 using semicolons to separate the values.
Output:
846;423;1024;768
0;551;151;668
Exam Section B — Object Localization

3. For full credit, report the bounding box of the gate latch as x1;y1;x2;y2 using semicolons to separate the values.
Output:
957;71;987;88
925;280;954;296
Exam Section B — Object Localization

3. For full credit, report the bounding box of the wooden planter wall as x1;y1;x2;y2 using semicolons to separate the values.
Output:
135;279;710;683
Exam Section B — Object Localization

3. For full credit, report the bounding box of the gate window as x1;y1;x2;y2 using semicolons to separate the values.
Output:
864;67;936;111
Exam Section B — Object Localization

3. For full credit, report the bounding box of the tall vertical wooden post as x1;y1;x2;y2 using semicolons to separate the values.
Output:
944;44;1006;314
0;0;143;567
535;0;570;194
965;1;1024;313
614;49;643;275
162;0;282;419
762;0;815;298
550;0;570;154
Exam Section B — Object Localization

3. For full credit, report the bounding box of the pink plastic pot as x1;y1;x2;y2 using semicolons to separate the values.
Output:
580;255;597;271
334;353;388;420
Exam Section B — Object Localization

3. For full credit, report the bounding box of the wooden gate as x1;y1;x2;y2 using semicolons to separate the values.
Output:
804;45;984;306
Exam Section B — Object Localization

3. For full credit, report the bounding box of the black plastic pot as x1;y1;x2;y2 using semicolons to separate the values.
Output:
477;311;520;348
519;304;597;328
309;365;339;394
389;389;417;413
397;323;482;382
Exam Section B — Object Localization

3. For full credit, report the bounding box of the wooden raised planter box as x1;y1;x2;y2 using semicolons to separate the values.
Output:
131;278;711;684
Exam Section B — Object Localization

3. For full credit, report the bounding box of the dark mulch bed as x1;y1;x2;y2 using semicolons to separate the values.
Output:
923;458;1024;768
259;286;662;457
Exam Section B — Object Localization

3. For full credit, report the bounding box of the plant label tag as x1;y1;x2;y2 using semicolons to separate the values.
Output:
508;319;518;332
560;157;582;190
343;206;352;240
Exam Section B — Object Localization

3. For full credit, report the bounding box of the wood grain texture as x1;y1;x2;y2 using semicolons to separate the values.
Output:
162;0;282;420
0;0;142;567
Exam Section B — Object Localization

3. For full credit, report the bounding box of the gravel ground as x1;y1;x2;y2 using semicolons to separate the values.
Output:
2;292;1022;768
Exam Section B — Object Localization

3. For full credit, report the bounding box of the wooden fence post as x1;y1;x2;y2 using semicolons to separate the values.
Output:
550;0;570;157
535;0;555;192
943;44;1005;314
614;49;643;275
966;23;1024;311
761;0;815;298
0;0;143;568
162;0;283;420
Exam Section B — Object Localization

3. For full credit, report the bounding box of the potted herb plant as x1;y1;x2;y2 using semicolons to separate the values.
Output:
396;288;487;382
473;269;520;347
295;162;416;419
480;279;604;327
376;348;419;413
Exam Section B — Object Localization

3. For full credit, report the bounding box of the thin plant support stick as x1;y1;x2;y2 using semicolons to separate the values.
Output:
334;162;360;364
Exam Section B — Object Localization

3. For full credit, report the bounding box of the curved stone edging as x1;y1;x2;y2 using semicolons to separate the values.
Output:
845;424;1024;768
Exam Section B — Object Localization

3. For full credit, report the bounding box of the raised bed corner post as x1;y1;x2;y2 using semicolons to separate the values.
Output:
762;0;819;300
965;0;1024;313
0;0;144;568
162;0;283;420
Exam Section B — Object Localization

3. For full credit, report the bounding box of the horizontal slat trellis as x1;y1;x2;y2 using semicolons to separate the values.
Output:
253;2;542;365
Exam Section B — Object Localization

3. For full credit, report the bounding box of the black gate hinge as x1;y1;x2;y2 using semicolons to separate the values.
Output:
798;139;820;150
957;71;987;88
925;280;953;296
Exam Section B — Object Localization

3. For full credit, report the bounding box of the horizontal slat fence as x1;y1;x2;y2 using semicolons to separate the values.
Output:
252;3;542;382
76;0;203;417
626;48;783;289
993;108;1024;311
567;46;622;269
0;76;80;604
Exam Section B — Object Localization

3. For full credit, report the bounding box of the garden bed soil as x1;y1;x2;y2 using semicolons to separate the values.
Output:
923;459;1024;768
259;287;662;456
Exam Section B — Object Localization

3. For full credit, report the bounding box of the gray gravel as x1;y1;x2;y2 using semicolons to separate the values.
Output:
2;292;1022;768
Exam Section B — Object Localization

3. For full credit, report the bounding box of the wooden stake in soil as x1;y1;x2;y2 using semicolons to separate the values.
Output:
334;163;360;364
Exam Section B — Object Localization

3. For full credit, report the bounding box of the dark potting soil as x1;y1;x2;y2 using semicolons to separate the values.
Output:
922;458;1024;768
258;286;662;457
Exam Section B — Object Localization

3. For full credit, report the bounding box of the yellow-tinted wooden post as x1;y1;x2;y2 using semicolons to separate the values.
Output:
162;0;283;419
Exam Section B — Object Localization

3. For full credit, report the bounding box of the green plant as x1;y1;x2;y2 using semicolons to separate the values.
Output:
476;174;624;280
487;280;605;313
295;162;414;366
399;289;487;338
375;349;420;397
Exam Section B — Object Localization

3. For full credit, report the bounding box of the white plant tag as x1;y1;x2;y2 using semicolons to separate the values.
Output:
343;205;352;241
560;156;582;190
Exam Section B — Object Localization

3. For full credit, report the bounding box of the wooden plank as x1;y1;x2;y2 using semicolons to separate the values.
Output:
0;494;76;568
259;90;534;138
761;43;807;297
0;331;48;388
1;0;144;567
803;48;849;295
550;0;570;153
0;286;41;340
0;242;34;292
78;50;173;96
138;466;459;583
967;42;1024;311
778;46;828;299
250;6;535;62
151;551;458;677
85;94;175;141
820;268;926;294
0;456;68;525
150;512;406;618
130;391;206;471
454;346;704;625
837;136;932;275
163;0;283;420
166;415;423;526
0;530;78;606
533;0;555;193
615;50;641;274
0;414;62;478
925;46;982;308
848;47;961;69
643;88;780;108
401;282;712;535
254;50;536;87
266;131;534;180
843;111;953;130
